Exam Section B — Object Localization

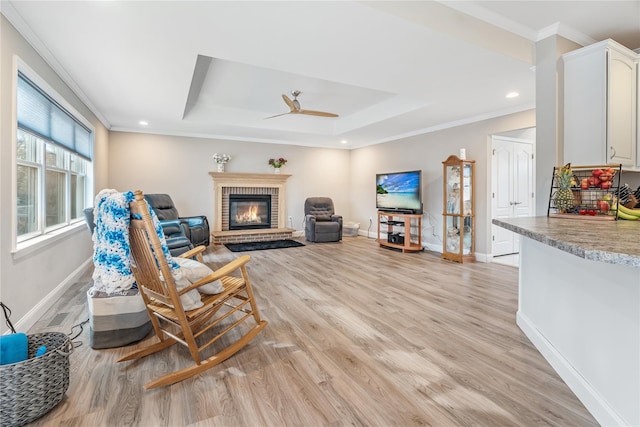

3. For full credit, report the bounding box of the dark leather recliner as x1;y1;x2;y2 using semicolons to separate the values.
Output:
304;197;342;243
144;194;211;250
157;219;194;257
83;205;195;257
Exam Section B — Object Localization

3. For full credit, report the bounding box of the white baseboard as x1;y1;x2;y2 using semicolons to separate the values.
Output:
360;230;377;239
423;242;441;252
517;310;626;427
13;257;92;333
474;252;490;263
349;232;490;263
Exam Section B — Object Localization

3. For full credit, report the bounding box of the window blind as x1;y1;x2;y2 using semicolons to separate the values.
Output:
17;72;93;160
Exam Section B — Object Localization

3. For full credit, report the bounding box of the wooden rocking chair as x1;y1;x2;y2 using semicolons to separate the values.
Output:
118;190;267;389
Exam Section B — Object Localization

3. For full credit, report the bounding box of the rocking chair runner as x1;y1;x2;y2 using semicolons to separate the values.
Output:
118;190;267;389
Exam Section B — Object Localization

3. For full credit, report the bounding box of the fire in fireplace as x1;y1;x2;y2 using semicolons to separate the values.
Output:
229;194;272;230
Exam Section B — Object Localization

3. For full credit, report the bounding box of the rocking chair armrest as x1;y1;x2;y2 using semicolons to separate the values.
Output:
209;254;251;277
178;245;206;263
176;255;251;295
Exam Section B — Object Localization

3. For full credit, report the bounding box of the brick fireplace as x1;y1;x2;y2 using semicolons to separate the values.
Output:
229;194;272;230
209;172;293;244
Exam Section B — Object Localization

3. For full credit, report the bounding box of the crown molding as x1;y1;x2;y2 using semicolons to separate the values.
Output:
536;22;596;47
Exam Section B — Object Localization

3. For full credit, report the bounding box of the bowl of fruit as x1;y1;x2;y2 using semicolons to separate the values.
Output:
584;167;616;190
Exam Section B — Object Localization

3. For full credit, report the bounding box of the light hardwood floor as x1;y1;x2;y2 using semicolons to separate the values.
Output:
26;237;597;426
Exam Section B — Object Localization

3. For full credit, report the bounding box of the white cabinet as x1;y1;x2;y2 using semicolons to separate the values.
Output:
564;39;638;170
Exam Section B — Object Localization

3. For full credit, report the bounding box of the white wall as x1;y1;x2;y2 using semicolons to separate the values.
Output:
107;132;352;231
0;16;110;333
350;110;536;257
535;35;582;215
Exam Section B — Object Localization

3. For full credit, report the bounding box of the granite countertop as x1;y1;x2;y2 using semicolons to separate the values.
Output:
492;216;640;267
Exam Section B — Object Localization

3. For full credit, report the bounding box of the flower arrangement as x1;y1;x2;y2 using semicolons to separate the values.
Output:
212;153;231;164
268;157;287;168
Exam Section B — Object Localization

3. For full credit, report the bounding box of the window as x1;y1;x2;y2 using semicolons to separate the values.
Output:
16;71;93;243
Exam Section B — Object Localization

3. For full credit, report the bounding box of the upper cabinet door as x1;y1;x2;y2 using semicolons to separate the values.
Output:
563;39;638;170
607;48;636;165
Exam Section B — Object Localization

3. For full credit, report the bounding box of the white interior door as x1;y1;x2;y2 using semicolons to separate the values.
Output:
492;136;535;256
492;141;515;256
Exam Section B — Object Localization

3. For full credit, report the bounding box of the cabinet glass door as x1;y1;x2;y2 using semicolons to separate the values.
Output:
462;164;473;255
461;216;472;255
446;165;461;214
444;215;460;253
463;164;473;215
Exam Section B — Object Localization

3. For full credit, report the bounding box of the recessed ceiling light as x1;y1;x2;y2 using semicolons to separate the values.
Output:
139;120;148;126
506;92;519;99
341;140;348;144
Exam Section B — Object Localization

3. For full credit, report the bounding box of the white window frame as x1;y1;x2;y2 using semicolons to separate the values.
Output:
12;57;95;257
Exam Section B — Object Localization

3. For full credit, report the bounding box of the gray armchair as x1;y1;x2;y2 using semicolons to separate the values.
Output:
304;197;342;242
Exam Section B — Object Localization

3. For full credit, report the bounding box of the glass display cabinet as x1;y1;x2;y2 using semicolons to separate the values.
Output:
442;155;475;263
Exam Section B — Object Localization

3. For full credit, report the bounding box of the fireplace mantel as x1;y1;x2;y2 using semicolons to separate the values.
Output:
209;172;291;186
209;172;292;239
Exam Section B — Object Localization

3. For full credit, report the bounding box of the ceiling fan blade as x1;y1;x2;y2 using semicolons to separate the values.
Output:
264;112;291;120
299;109;339;118
281;94;296;111
269;92;337;118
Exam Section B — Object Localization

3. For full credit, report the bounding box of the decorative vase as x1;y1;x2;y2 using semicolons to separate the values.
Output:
217;163;225;172
274;167;281;174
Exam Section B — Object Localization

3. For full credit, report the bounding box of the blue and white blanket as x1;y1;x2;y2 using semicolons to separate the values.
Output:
91;189;179;294
90;189;220;310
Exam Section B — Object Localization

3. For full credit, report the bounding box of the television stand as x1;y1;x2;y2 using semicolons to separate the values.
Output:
381;220;404;226
377;211;422;253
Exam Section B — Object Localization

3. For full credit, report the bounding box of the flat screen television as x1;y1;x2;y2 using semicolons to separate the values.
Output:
376;170;423;214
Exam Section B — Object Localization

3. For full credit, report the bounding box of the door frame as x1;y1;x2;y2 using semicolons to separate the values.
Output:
486;131;536;261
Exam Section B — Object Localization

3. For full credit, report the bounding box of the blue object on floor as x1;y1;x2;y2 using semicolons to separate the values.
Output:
0;332;28;365
35;345;47;357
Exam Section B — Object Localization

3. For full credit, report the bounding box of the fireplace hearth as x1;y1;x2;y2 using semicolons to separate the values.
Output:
229;194;271;230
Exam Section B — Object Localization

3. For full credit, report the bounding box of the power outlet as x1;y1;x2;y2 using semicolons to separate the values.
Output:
369;216;373;222
288;216;293;226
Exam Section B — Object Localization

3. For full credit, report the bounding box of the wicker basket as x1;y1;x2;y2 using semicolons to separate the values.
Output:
0;332;73;427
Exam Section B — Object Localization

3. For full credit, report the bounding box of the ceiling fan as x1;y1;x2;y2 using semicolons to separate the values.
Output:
265;90;339;119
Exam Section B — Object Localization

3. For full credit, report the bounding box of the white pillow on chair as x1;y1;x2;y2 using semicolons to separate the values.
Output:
174;257;224;295
157;257;225;311
172;275;204;310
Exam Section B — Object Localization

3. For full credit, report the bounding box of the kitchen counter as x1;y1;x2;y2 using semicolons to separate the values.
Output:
492;216;640;267
493;216;639;427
